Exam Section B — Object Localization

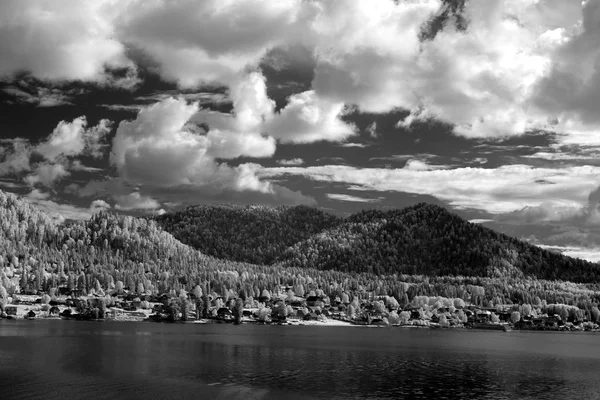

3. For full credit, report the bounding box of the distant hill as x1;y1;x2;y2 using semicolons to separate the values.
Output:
155;204;341;265
158;203;600;283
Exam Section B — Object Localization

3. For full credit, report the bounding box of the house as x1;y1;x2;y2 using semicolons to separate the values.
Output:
303;312;319;321
5;306;17;316
216;307;233;320
290;300;306;308
306;296;321;307
60;309;72;318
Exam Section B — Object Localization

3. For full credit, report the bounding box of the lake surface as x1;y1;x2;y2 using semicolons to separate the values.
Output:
0;320;599;400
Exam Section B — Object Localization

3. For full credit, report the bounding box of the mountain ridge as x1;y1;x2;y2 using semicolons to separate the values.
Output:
156;202;600;284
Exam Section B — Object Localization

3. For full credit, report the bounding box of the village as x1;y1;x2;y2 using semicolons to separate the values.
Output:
1;285;599;332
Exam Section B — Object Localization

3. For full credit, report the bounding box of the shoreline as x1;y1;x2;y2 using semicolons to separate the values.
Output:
3;316;599;333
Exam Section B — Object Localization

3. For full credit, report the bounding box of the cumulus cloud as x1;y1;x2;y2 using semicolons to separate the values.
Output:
532;0;600;133
90;199;111;213
6;0;600;143
0;116;112;188
0;0;133;84
264;90;356;143
110;87;294;204
36;117;112;162
113;192;160;211
116;0;301;87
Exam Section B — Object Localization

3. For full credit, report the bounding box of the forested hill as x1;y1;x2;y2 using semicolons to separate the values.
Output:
1;189;600;311
157;203;600;284
155;204;341;265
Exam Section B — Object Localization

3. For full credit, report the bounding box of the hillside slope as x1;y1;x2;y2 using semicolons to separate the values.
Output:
279;204;599;282
158;202;600;283
155;204;341;265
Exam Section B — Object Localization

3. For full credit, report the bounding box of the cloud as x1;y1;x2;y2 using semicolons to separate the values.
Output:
1;86;74;107
98;104;146;112
90;199;111;213
497;202;585;224
277;158;304;166
4;0;600;144
538;245;600;263
24;189;100;223
24;163;70;188
0;139;32;175
264;90;356;143
0;0;134;84
69;160;103;173
113;192;160;211
469;219;494;224
136;91;229;105
326;193;381;203
531;0;600;138
36;117;112;162
116;0;301;87
0;116;112;188
66;178;132;198
366;122;378;139
110;88;303;205
260;163;600;214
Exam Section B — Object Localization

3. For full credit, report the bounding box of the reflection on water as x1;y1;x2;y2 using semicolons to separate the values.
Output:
0;320;599;399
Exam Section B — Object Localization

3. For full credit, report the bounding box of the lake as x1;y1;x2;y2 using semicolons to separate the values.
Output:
0;320;599;399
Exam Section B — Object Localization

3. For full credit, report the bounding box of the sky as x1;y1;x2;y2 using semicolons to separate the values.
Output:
1;0;600;261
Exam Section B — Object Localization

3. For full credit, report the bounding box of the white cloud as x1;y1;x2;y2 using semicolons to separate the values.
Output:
24;163;70;187
538;244;600;263
277;158;304;166
0;139;32;175
24;190;102;223
116;0;301;87
110;94;274;195
260;163;600;214
0;0;133;84
99;104;146;112
136;92;229;105
90;199;111;213
326;193;381;203
114;192;160;211
5;0;600;144
36;117;112;162
469;219;494;224
264;90;356;143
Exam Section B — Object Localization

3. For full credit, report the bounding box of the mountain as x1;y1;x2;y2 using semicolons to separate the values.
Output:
1;189;599;314
155;204;341;265
158;203;600;284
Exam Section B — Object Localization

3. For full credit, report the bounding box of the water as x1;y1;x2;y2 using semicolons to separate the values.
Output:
0;320;599;400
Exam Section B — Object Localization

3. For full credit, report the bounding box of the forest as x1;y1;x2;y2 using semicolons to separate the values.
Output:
0;189;599;321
